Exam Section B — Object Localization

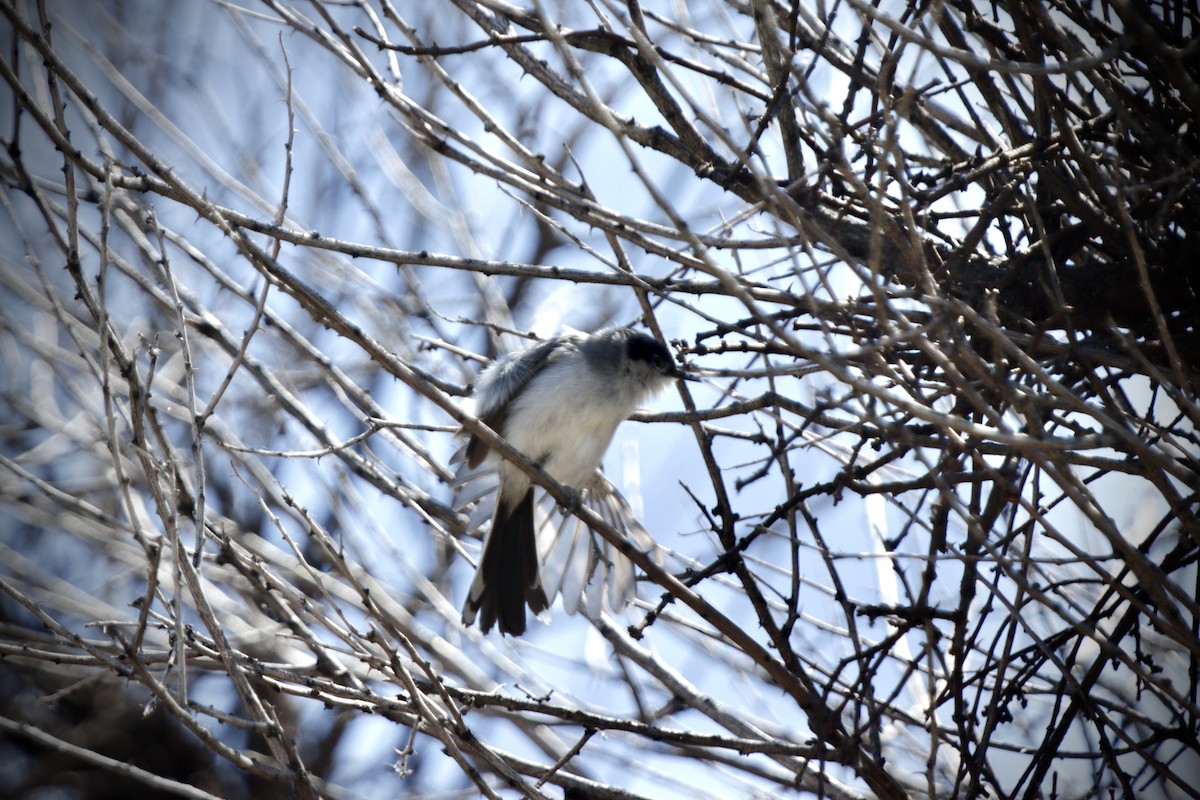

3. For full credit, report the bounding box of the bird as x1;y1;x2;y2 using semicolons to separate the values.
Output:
458;327;685;635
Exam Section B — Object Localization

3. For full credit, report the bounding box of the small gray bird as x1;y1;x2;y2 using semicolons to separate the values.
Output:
460;327;685;635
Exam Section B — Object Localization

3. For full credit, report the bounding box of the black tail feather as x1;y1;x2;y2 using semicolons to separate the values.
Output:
469;488;549;635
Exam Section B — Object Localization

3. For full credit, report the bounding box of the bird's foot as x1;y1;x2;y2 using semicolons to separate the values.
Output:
560;486;584;515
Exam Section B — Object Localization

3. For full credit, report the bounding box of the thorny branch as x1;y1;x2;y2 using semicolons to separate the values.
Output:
1;1;1197;799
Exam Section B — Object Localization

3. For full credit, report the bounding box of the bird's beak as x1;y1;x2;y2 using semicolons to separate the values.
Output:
671;364;699;381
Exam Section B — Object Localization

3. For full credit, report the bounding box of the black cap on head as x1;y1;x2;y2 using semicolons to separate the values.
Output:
625;331;683;378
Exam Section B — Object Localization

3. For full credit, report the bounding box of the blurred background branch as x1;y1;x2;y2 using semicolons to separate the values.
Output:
1;1;1197;798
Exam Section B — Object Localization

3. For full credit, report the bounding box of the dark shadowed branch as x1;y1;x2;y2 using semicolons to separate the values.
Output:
1;1;1197;798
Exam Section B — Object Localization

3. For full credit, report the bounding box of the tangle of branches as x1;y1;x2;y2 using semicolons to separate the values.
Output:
1;1;1197;798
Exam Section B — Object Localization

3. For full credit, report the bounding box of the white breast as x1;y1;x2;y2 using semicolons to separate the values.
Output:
500;357;644;489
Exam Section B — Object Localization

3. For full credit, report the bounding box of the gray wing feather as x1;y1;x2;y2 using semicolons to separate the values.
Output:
465;336;572;467
533;472;659;617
